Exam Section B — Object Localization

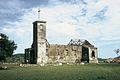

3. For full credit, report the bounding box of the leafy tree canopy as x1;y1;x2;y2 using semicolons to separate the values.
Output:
114;49;120;57
0;33;17;61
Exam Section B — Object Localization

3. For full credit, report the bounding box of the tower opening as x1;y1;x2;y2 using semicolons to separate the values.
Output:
91;51;95;58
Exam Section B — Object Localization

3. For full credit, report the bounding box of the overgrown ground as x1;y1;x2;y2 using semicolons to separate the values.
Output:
0;64;120;80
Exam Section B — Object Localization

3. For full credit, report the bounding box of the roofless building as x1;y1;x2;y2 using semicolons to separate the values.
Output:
24;10;98;64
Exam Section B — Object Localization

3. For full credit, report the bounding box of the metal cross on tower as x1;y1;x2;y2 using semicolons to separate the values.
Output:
38;9;41;20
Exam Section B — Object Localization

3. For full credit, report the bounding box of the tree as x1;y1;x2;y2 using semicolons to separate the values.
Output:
0;33;17;62
114;49;120;57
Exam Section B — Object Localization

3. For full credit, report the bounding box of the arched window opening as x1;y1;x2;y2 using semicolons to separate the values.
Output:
91;51;95;58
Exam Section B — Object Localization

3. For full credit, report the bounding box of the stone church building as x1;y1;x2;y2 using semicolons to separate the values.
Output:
24;14;98;64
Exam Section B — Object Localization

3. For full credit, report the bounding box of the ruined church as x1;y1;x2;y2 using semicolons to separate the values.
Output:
24;11;98;64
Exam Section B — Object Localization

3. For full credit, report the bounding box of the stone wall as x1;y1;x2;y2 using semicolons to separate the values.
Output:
47;44;83;63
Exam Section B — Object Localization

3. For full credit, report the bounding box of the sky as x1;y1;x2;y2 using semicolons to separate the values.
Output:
0;0;120;58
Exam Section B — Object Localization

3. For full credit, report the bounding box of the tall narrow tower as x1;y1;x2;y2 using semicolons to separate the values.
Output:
32;10;48;64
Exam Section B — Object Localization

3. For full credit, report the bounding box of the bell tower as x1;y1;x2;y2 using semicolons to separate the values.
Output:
32;10;48;64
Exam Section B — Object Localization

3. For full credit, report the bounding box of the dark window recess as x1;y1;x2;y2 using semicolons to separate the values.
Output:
91;51;95;57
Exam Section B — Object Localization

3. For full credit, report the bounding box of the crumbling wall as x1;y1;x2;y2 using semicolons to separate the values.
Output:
48;44;82;63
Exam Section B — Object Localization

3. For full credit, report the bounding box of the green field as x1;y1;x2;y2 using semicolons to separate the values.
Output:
0;64;120;80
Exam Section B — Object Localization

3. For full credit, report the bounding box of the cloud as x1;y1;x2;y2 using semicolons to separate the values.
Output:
0;0;49;26
0;0;120;58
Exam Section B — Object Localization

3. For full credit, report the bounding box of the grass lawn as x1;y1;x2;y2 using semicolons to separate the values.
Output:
0;63;120;80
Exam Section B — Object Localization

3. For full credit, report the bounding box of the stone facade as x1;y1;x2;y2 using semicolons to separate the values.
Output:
47;39;98;64
24;20;98;64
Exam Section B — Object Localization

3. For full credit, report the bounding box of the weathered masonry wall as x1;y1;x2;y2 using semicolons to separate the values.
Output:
47;44;83;63
24;19;98;64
